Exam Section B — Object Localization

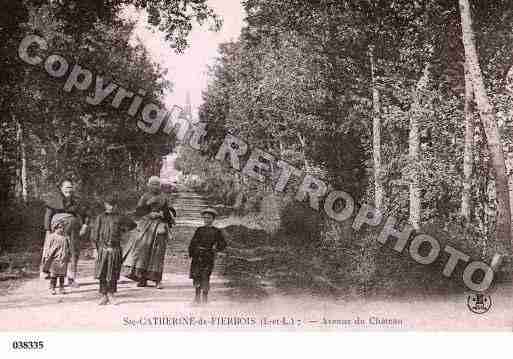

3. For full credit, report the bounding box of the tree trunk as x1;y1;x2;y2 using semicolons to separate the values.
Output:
15;114;28;202
369;45;383;211
409;61;431;230
459;0;512;257
297;132;309;171
461;60;474;224
409;118;420;229
233;173;244;209
506;65;513;94
509;159;513;239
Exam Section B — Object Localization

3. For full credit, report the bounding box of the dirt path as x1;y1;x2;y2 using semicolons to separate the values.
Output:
1;264;512;331
1;190;513;331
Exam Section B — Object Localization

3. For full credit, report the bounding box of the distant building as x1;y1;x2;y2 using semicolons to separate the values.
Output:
160;153;180;183
160;93;194;185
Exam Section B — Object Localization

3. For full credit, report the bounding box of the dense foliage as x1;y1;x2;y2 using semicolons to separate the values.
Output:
176;0;513;295
0;0;219;251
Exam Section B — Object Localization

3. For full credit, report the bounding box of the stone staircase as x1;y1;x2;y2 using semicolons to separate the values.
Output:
166;189;212;274
166;189;231;275
169;190;210;226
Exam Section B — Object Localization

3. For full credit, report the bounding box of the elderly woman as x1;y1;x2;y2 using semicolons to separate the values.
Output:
41;179;89;288
122;176;176;289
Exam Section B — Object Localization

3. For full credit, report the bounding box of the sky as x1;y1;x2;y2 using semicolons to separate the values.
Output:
123;1;245;179
127;1;245;121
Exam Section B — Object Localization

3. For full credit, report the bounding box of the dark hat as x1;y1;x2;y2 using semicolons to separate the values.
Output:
201;207;218;217
148;176;161;185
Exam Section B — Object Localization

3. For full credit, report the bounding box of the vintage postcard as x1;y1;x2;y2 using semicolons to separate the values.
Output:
1;0;513;340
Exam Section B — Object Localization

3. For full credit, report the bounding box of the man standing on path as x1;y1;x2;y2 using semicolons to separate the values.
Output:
41;179;89;288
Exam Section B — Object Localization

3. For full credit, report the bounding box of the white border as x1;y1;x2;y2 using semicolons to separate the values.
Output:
1;332;511;359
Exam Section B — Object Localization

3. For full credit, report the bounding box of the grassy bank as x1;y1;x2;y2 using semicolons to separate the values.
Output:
218;198;504;299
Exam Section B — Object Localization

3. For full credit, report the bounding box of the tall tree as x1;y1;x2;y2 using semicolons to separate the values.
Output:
459;0;512;256
370;45;383;212
461;60;474;224
409;53;432;230
14;115;28;202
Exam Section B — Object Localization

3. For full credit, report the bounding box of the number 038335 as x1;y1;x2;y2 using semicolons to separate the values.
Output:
11;340;45;350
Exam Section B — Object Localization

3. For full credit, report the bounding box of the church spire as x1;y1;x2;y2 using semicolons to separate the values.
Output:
185;91;192;122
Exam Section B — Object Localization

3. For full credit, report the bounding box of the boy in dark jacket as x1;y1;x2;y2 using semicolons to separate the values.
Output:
188;208;227;304
90;194;136;305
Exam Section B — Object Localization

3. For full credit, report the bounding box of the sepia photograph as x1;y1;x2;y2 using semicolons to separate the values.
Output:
1;0;513;346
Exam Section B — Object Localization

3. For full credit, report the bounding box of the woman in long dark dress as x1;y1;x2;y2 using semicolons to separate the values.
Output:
122;176;176;289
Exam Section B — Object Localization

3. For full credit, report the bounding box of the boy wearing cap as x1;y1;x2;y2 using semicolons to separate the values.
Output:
188;208;227;304
90;194;136;305
42;213;73;295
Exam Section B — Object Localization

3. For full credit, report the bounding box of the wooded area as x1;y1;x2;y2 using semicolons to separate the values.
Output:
176;0;513;294
0;0;219;251
2;0;513;295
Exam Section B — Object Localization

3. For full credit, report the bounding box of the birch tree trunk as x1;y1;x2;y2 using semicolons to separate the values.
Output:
297;133;309;171
409;61;431;230
15;114;28;202
459;0;512;257
409;116;420;229
507;67;513;236
506;65;513;94
509;160;513;239
461;60;474;223
369;45;383;211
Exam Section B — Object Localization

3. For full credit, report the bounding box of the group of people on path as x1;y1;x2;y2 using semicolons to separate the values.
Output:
40;176;227;305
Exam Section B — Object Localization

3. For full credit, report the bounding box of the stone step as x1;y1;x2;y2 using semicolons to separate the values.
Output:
174;205;206;207
167;190;225;228
174;206;207;209
175;211;206;214
173;204;208;208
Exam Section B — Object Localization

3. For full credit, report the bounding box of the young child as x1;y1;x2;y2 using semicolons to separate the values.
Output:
41;213;73;295
188;208;227;304
90;194;136;305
